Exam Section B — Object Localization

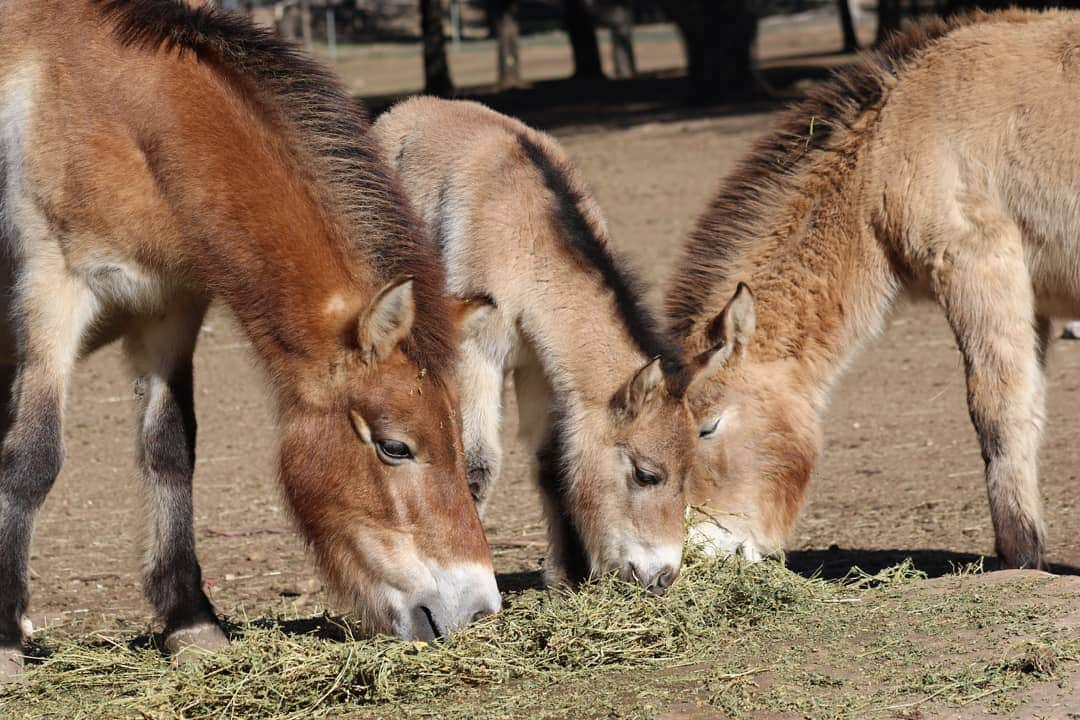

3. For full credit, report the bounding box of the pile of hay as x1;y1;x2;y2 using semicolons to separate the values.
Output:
1;553;834;719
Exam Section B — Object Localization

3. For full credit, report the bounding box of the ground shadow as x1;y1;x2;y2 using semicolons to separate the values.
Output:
360;61;848;135
243;613;361;642
497;570;545;593
786;546;1080;580
21;549;1076;665
21;628;161;664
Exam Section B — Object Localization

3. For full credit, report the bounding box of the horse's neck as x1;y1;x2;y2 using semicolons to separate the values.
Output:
740;164;901;401
516;301;641;411
497;239;643;412
157;79;364;381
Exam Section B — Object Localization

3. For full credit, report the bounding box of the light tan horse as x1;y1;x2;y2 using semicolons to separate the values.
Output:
374;98;725;590
0;0;499;679
666;10;1080;569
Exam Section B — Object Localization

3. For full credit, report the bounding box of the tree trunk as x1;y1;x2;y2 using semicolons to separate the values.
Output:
420;0;455;97
838;0;859;52
490;0;521;89
875;0;902;45
563;0;603;79
605;2;637;79
300;0;313;48
657;0;758;103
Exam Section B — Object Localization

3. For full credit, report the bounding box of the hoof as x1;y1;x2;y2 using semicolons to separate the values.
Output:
0;647;25;686
164;623;229;668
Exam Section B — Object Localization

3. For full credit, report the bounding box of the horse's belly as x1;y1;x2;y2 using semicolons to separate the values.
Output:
1027;241;1080;317
76;256;175;316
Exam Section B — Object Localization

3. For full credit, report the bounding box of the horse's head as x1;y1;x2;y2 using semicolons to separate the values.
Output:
682;284;820;560
552;349;732;594
280;279;500;640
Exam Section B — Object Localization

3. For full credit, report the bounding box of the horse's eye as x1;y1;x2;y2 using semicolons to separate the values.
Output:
699;417;722;438
376;439;414;464
633;464;661;487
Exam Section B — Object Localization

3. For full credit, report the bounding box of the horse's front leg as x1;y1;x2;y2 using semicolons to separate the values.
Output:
0;271;92;682
457;333;509;516
125;299;227;664
932;205;1047;569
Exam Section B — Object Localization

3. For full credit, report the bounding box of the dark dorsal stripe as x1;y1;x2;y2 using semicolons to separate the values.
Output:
666;10;1016;342
93;0;455;379
516;133;686;392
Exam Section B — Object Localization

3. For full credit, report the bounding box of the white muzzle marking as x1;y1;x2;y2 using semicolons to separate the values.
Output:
687;520;765;562
389;563;501;642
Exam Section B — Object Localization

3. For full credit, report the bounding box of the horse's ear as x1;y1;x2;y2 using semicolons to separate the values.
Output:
357;277;415;363
450;294;496;339
706;282;755;354
612;357;665;423
683;342;733;396
687;283;756;392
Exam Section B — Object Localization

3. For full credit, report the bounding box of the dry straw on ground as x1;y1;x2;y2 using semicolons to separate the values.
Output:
2;553;822;719
3;553;1074;720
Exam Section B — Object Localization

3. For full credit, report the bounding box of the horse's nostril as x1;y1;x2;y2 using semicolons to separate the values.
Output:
471;606;494;623
410;604;442;641
420;606;442;638
648;566;679;595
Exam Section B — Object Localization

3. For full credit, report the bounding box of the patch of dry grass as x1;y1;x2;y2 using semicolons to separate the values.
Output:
3;554;1076;720
0;553;822;719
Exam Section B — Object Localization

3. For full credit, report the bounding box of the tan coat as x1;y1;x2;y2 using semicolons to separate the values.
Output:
375;98;725;589
666;10;1080;569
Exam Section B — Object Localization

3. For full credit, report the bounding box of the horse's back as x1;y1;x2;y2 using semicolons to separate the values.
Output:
0;0;207;362
874;11;1080;308
374;98;575;295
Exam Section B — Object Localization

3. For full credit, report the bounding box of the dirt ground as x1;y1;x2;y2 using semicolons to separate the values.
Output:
21;9;1080;709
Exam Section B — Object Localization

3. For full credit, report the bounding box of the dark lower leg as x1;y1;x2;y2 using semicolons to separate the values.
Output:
137;364;219;635
0;372;63;649
536;438;590;586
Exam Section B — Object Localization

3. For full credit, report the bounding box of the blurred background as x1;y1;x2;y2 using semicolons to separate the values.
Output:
203;0;1080;109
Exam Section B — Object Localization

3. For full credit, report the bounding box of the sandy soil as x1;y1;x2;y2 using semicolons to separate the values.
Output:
22;9;1080;676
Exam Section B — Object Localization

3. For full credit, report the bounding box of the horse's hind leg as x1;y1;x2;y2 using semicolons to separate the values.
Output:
125;299;227;664
0;274;93;681
931;205;1047;569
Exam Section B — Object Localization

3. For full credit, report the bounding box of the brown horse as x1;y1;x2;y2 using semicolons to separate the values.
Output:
373;98;724;592
667;10;1079;569
0;0;497;679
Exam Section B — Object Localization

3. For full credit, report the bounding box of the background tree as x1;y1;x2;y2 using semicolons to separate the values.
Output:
593;0;637;79
420;0;455;96
657;0;759;103
838;0;859;51
875;0;903;43
300;0;313;48
488;0;522;89
563;0;604;78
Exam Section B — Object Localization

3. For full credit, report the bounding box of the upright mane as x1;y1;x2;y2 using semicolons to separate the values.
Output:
665;9;1029;342
93;0;456;378
515;133;687;389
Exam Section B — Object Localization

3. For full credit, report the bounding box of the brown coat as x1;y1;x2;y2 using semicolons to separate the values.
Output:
0;0;496;671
